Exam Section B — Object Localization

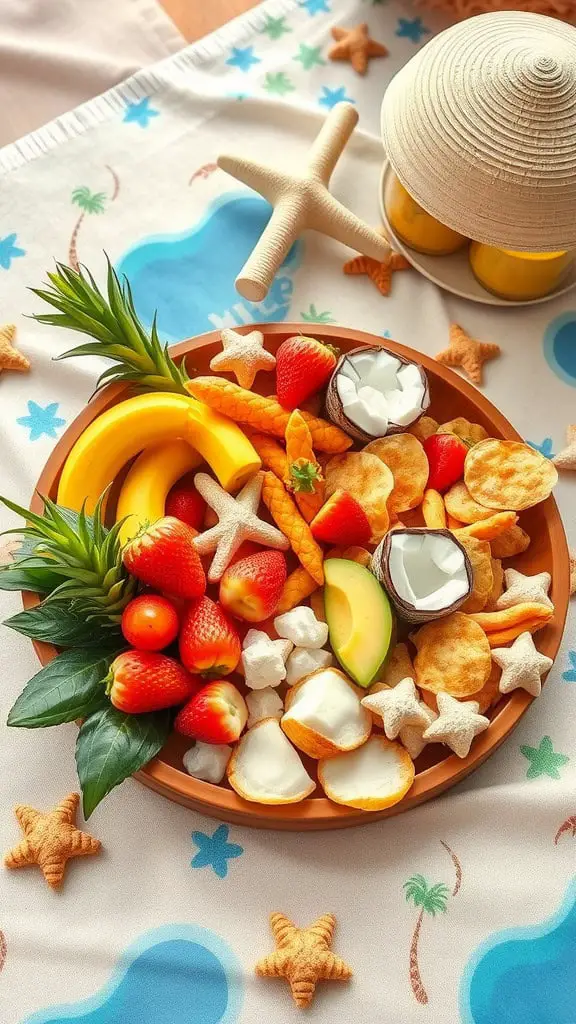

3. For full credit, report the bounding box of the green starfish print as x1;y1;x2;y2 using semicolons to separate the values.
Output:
520;736;570;780
264;72;295;97
300;304;335;323
260;15;291;40
294;43;326;70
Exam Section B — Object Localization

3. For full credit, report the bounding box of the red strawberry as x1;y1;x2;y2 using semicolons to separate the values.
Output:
175;680;248;744
165;473;206;531
107;650;201;714
179;596;241;677
276;335;339;410
310;489;371;547
422;433;468;493
219;549;287;622
123;516;206;600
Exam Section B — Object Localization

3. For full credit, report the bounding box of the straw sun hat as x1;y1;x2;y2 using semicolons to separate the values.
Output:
381;12;576;251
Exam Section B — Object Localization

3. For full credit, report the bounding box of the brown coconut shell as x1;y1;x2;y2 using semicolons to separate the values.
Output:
325;346;430;444
371;527;473;624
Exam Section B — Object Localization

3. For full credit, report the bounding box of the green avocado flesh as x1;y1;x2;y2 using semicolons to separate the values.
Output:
323;558;394;688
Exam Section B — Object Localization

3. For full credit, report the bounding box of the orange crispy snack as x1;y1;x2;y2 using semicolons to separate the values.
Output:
255;912;352;1008
468;602;553;635
329;23;388;75
422;489;447;529
277;566;318;613
285;410;325;523
261;472;325;585
243;427;288;480
455;512;518;542
4;793;100;890
187;377;351;454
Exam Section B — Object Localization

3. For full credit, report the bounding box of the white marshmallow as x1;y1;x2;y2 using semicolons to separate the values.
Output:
246;687;284;728
183;742;232;784
274;606;329;649
242;641;287;689
285;647;334;687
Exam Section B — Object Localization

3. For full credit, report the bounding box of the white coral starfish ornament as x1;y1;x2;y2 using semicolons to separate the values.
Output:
217;102;389;301
210;328;276;389
193;471;289;582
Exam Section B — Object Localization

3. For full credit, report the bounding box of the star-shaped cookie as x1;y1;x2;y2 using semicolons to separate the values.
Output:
0;324;30;374
492;631;553;698
362;677;429;740
496;568;553;612
4;793;101;890
209;328;276;389
193;471;289;582
256;912;352;1008
343;251;409;296
435;323;500;386
422;692;489;758
552;425;576;471
329;23;388;75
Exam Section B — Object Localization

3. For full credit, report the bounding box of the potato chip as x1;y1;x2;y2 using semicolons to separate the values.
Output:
363;433;429;514
437;417;489;445
409;415;438;442
485;557;504;610
413;611;491;696
381;642;415;688
455;535;493;612
490;524;531;559
444;482;496;524
325;451;393;543
457;511;518;542
422;661;501;714
341;546;372;567
464;439;558;511
447;514;465;530
468;602;553;634
422;489;447;529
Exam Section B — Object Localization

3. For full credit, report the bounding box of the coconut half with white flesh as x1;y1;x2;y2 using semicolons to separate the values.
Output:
281;667;372;759
372;528;473;624
325;346;430;443
226;718;315;805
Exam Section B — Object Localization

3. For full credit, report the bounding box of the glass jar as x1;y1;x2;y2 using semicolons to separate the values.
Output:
384;172;468;256
469;243;573;301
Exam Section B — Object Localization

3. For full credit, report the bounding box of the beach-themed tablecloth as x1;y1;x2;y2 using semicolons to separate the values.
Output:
1;2;576;1021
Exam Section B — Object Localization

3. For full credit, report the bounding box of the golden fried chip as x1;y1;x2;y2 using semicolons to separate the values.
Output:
444;481;499;524
422;661;501;714
447;514;465;530
325;451;393;543
422;489;447;529
341;546;372;567
455;534;493;612
413;612;491;696
363;433;429;515
408;415;438;442
485;557;504;610
464;439;558;511
437;417;489;445
457;511;518;542
468;602;553;634
490;524;531;559
382;642;415;688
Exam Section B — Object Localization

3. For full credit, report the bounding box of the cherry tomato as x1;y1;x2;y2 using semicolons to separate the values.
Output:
121;594;180;651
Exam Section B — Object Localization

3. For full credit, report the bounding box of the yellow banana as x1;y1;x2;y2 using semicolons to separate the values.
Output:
116;440;203;545
57;392;261;514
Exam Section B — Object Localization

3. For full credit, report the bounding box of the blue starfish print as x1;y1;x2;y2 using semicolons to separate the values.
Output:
382;329;392;338
395;17;430;43
123;97;160;128
226;46;261;72
319;86;356;110
563;651;576;682
528;437;555;459
0;233;25;270
191;825;243;878
300;0;331;13
17;401;66;442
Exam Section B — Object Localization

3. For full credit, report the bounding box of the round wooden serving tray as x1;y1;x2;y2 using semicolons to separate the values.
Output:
27;324;569;830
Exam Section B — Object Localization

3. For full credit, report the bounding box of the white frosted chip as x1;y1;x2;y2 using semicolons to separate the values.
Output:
227;719;315;804
183;742;232;784
285;647;334;687
282;668;370;752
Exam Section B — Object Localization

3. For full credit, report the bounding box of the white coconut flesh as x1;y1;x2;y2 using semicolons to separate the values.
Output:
336;350;426;436
229;719;314;803
320;736;409;804
387;532;469;612
282;669;370;748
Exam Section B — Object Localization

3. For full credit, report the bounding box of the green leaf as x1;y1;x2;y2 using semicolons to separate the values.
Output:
7;646;120;728
76;705;171;817
4;602;121;647
0;560;62;592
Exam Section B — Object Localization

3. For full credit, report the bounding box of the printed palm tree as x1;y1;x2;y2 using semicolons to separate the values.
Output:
0;929;6;972
554;815;576;844
69;187;106;270
300;303;335;323
404;875;449;1004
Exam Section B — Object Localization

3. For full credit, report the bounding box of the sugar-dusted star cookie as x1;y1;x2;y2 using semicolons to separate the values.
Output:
492;631;553;698
362;677;429;740
496;568;553;612
436;323;500;386
0;324;30;375
552;425;576;471
4;793;100;890
343;251;409;296
209;328;276;389
256;912;352;1008
329;23;388;75
422;692;489;758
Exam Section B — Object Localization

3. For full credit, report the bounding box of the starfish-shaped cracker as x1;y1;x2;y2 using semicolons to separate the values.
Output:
492;631;553;698
361;677;429;740
0;324;30;374
209;328;276;389
496;568;553;612
422;692;489;758
343;251;409;295
399;701;437;759
193;471;289;582
4;793;101;890
256;912;352;1008
329;23;388;75
435;324;500;386
553;425;576;471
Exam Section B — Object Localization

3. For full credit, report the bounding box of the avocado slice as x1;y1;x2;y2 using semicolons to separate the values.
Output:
324;558;394;688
